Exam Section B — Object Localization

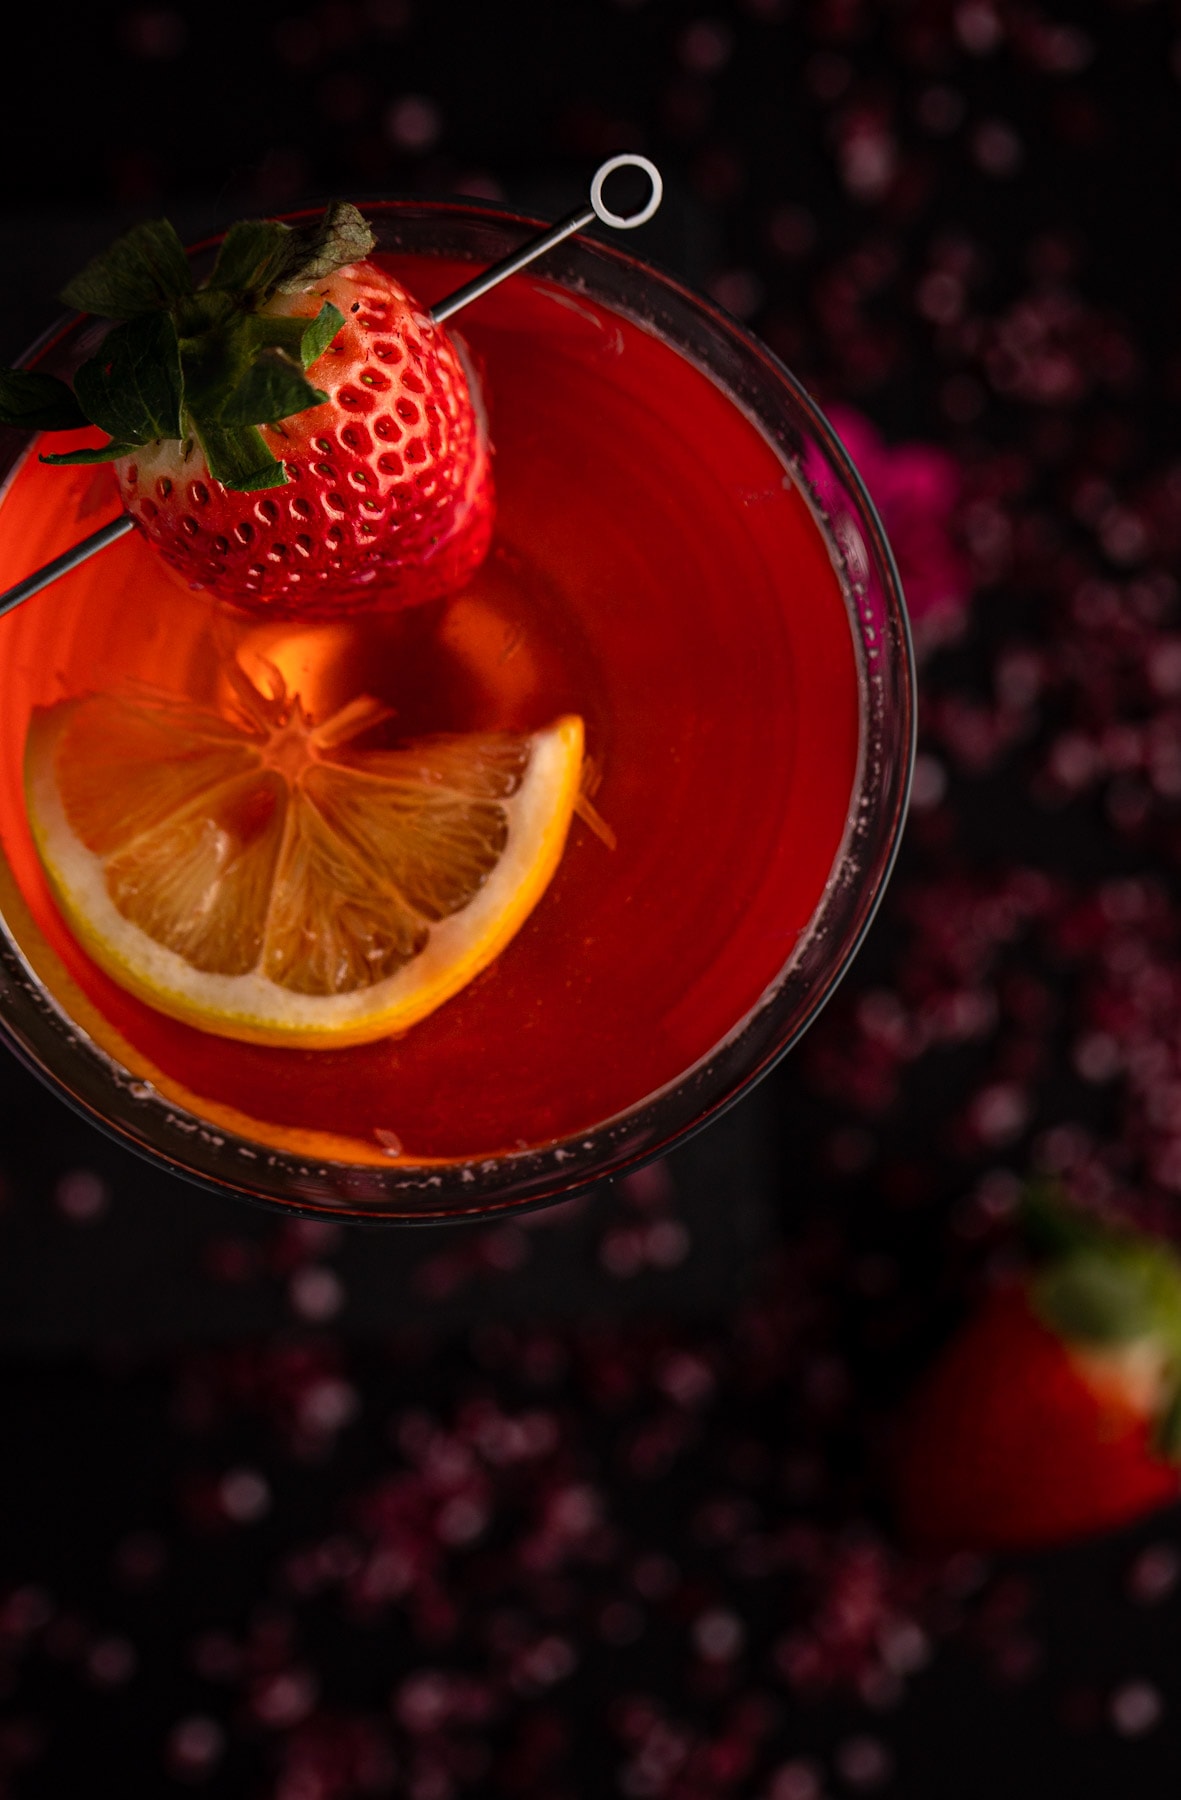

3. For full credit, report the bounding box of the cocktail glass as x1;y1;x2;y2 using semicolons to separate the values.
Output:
0;200;915;1222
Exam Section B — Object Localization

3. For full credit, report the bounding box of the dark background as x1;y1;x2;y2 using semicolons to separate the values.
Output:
2;1;1181;1795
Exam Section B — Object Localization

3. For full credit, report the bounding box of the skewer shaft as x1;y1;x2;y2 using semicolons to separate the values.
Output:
429;206;595;324
0;513;134;619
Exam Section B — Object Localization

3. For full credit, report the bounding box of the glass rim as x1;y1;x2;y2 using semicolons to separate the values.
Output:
0;195;916;1225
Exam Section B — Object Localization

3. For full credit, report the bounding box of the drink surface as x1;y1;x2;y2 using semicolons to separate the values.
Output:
0;254;859;1163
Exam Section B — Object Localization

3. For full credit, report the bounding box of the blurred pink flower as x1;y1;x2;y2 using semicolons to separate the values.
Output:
827;404;972;654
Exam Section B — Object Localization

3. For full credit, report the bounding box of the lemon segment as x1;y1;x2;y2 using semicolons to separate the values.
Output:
24;687;584;1049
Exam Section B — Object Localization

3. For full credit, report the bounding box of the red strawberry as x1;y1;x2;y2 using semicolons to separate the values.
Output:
893;1198;1181;1551
0;205;493;618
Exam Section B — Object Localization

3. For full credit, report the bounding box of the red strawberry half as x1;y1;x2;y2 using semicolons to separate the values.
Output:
893;1195;1181;1551
0;206;493;618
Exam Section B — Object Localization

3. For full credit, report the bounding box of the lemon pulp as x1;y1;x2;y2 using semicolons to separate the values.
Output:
24;663;583;1048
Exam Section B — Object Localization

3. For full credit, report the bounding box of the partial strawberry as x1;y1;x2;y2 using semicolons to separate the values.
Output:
0;206;492;617
893;1194;1181;1551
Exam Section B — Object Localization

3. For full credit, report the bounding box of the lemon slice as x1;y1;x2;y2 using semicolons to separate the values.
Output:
24;668;583;1048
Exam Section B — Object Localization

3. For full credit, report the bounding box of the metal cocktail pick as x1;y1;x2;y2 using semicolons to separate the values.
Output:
0;154;663;621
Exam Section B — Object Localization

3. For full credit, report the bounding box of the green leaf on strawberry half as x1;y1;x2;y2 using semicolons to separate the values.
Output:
0;203;494;617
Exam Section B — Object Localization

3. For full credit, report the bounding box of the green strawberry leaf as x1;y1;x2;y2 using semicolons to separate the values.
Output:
242;314;310;362
206;219;298;298
1034;1257;1151;1346
191;419;287;492
1024;1185;1181;1356
178;324;252;426
61;220;193;319
180;310;336;428
275;201;375;292
299;301;345;368
174;287;238;342
1033;1241;1181;1349
0;368;89;431
215;350;327;428
74;314;184;447
206;205;373;303
240;302;343;369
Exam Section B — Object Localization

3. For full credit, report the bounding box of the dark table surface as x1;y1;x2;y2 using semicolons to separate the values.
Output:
2;3;1181;1795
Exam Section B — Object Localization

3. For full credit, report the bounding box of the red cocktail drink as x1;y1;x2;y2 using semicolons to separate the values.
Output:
0;206;913;1218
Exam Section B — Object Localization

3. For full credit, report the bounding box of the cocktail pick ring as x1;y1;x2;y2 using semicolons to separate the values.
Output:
429;153;663;323
0;156;664;621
